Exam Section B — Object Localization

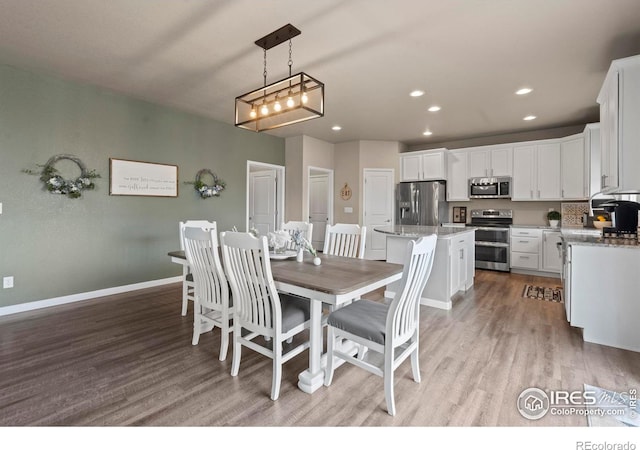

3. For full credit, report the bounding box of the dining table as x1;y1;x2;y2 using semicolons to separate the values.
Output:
168;250;403;394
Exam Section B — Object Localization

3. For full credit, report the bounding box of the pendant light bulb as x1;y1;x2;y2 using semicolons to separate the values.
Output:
274;97;282;112
286;93;295;108
260;104;269;116
301;92;308;104
249;106;257;119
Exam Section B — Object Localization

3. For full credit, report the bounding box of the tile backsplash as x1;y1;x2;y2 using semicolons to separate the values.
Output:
561;202;589;226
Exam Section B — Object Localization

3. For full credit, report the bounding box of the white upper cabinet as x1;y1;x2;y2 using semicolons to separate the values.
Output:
512;145;536;200
597;54;640;193
399;149;447;182
585;123;601;196
512;142;561;201
468;145;512;178
561;134;587;200
399;153;423;181
447;149;469;201
537;142;561;200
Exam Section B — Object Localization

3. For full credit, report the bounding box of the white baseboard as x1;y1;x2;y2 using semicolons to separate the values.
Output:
385;289;452;310
0;276;182;317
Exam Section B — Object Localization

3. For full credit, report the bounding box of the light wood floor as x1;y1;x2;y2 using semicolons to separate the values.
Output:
1;270;639;426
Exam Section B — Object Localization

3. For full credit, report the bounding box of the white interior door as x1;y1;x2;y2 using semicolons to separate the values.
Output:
363;169;394;260
249;170;277;235
309;174;329;249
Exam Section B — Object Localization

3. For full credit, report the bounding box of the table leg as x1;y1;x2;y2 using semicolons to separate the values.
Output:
297;298;324;394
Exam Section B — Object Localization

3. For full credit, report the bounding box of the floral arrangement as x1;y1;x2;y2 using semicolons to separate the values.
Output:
292;230;317;257
185;168;226;199
268;230;292;252
23;154;100;199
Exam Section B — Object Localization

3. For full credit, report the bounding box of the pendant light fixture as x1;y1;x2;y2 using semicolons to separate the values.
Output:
235;24;324;132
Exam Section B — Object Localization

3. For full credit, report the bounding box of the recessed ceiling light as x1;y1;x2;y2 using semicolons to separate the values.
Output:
410;90;425;97
422;130;433;136
427;106;441;112
331;125;342;131
516;88;533;95
523;115;537;121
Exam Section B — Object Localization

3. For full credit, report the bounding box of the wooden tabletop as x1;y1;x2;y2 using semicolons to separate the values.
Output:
169;250;403;296
270;254;402;295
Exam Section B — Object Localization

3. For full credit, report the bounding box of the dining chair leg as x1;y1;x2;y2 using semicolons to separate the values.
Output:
192;304;202;346
231;324;242;377
384;351;396;416
410;342;421;383
324;327;336;386
181;267;189;316
219;314;230;361
271;340;283;401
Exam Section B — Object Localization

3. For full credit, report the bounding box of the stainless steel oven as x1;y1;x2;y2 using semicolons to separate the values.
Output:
466;209;512;272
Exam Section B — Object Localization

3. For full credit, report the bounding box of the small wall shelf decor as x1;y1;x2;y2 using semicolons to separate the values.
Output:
109;158;178;197
22;154;100;199
184;169;226;199
340;183;352;200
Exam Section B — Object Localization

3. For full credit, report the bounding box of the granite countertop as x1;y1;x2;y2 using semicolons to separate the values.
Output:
562;234;640;249
374;225;475;238
510;224;562;230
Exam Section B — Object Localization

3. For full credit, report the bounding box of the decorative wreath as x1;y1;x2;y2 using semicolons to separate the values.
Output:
23;154;100;199
185;169;226;199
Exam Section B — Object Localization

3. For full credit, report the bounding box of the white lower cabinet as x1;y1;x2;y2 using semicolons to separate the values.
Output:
510;228;542;271
450;232;473;296
510;227;561;274
541;230;562;273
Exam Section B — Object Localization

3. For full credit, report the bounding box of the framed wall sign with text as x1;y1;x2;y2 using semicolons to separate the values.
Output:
109;158;178;197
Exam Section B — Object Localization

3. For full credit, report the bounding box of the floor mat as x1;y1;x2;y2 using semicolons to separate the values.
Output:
522;285;563;303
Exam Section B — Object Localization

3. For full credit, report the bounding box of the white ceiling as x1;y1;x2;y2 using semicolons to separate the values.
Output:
1;0;639;146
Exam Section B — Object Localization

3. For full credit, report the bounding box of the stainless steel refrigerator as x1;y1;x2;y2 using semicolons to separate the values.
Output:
396;181;448;226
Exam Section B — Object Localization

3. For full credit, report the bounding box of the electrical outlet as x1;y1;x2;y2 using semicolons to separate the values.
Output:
344;207;353;213
548;208;554;212
3;276;14;289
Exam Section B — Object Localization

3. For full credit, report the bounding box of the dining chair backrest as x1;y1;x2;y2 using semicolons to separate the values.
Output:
387;234;437;344
220;231;311;401
179;220;216;250
280;221;313;250
183;224;233;359
322;223;367;259
220;231;282;335
182;225;229;313
323;233;437;415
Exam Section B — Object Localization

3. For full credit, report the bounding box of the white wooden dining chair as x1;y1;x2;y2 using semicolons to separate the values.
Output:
182;225;234;360
324;234;437;416
323;223;367;259
220;231;311;401
179;220;216;316
280;221;313;250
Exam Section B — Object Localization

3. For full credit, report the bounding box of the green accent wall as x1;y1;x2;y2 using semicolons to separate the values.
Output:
0;64;284;308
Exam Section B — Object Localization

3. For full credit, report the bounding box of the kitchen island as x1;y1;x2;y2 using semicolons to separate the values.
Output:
561;232;640;352
375;225;475;310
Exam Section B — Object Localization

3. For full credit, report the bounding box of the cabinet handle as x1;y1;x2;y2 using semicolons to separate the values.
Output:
460;249;464;260
520;256;530;259
519;240;530;243
530;190;533;198
602;174;608;188
562;189;564;198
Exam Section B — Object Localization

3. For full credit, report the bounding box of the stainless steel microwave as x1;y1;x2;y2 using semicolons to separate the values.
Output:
469;177;511;199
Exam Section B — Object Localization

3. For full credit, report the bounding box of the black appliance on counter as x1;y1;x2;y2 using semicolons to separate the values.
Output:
466;209;513;272
601;200;640;238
